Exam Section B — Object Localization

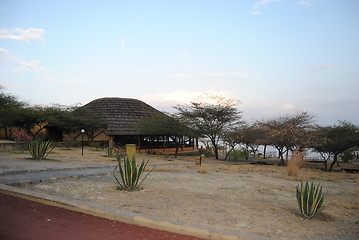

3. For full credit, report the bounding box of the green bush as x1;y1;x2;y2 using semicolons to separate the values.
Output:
296;181;325;219
104;146;114;157
28;138;54;160
228;147;249;161
113;156;154;191
339;150;354;163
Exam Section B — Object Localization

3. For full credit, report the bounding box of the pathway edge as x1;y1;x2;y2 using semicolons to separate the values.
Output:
0;183;273;240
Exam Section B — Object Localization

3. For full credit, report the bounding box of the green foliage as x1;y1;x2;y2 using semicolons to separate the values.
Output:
175;94;242;159
105;146;115;157
339;150;354;162
28;138;54;160
113;156;154;191
198;148;214;157
105;146;125;157
228;147;249;161
313;121;359;170
296;181;325;219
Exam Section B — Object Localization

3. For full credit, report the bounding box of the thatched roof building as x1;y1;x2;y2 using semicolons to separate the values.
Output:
82;97;197;150
83;97;163;136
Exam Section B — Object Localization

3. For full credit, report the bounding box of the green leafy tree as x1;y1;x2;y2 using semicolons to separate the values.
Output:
137;113;197;157
0;90;28;139
67;107;107;142
175;94;242;159
312;121;359;171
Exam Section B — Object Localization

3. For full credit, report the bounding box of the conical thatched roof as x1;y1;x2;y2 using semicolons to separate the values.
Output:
83;97;164;135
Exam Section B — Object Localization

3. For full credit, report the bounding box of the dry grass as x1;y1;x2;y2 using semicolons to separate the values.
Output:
196;167;207;174
287;151;305;176
9;146;359;240
331;201;359;210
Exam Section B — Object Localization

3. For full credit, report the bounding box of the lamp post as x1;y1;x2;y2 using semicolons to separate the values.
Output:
81;129;85;155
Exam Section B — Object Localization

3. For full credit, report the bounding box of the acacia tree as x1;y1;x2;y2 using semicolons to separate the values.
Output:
312;121;359;171
258;112;315;165
0;89;106;142
1;91;42;138
175;94;241;159
137;113;197;157
222;128;242;160
235;123;264;158
67;107;107;142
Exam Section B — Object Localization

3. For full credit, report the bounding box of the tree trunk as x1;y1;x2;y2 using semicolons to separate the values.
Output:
324;160;328;170
213;143;219;159
4;126;9;139
174;136;179;158
225;147;234;162
263;145;267;159
329;154;338;171
278;150;285;166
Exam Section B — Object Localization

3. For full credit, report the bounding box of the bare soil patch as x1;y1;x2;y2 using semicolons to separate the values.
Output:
23;148;359;240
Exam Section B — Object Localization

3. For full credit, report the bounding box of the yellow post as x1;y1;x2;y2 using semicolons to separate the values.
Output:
126;144;136;160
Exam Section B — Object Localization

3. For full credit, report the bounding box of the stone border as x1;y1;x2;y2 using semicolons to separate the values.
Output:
0;183;274;240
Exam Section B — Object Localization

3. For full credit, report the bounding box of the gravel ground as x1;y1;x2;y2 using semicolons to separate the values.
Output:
26;163;359;240
2;148;358;240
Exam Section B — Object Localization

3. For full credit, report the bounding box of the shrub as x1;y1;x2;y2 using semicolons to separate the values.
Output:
28;138;54;160
339;150;354;163
228;147;249;161
14;131;33;142
296;181;325;219
113;156;154;191
104;146;115;157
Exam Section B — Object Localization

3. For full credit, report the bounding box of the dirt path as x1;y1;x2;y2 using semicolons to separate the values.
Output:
0;193;205;240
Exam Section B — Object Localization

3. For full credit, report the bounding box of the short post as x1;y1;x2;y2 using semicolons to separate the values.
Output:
81;129;85;156
126;144;136;160
199;154;205;166
196;154;204;166
196;156;201;166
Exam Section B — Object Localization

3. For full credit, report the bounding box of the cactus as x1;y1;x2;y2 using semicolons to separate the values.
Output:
296;181;325;219
113;156;154;191
28;138;54;160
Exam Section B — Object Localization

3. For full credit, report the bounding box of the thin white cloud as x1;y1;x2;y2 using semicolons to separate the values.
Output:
251;11;261;16
119;38;125;47
167;72;251;79
167;73;193;78
298;0;315;6
253;0;282;9
203;72;251;78
0;48;10;62
301;65;336;72
141;90;233;108
0;48;48;74
60;78;87;84
283;104;295;109
11;59;48;73
0;28;45;42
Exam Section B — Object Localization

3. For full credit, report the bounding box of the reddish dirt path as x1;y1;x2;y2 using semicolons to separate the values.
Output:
0;193;205;240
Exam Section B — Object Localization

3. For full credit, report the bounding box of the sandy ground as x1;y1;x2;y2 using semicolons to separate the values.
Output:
13;147;359;240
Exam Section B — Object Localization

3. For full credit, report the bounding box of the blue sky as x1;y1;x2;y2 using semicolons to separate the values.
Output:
1;0;358;125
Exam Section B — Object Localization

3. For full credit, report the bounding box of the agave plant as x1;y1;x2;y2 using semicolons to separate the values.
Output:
113;156;154;191
296;181;325;219
28;138;54;160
